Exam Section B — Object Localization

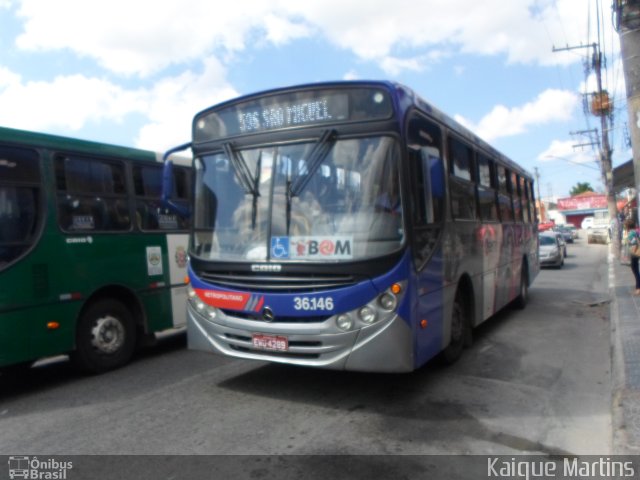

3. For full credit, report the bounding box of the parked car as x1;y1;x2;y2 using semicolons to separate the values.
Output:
539;232;564;268
567;224;579;240
550;230;567;257
556;225;574;243
538;221;555;232
581;217;594;229
587;212;610;244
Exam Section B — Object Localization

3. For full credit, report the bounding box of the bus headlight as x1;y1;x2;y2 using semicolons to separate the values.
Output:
333;281;406;332
358;306;377;324
378;292;397;311
188;285;219;321
336;314;354;331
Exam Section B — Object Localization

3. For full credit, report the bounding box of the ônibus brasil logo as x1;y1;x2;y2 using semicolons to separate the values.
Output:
8;456;73;479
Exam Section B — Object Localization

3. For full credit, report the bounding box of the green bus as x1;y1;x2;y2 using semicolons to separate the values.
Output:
0;126;191;373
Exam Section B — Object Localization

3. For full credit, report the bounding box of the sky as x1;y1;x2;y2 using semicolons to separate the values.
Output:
0;0;632;199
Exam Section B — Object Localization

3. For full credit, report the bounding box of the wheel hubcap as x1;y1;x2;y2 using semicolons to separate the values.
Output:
91;315;125;354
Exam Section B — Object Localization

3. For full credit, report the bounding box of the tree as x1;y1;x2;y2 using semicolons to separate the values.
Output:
569;182;594;196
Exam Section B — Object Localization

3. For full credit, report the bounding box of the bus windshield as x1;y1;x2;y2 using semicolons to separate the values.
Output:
193;135;404;262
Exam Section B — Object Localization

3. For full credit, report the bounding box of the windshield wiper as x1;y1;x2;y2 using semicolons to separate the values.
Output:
223;142;261;229
289;129;337;197
223;142;258;196
286;129;337;235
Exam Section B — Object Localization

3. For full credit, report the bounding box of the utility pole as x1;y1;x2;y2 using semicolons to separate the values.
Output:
534;167;544;221
614;1;640;227
553;42;620;255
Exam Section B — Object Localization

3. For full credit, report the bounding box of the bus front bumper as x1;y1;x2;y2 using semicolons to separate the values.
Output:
186;304;414;372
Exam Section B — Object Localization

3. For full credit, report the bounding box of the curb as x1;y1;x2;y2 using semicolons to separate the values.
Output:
609;245;640;453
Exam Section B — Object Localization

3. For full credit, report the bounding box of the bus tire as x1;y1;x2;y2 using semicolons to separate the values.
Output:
72;299;136;373
512;262;528;310
441;291;468;365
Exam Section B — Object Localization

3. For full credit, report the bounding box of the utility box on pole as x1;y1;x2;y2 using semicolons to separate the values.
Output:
591;90;613;116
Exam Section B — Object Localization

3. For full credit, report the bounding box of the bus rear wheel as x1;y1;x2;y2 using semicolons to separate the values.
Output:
441;291;469;364
72;299;136;373
512;262;528;309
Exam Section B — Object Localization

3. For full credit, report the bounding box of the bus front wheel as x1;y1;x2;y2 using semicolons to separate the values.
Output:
72;299;136;373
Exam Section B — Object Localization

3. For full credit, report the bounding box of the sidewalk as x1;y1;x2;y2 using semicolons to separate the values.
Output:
610;248;640;453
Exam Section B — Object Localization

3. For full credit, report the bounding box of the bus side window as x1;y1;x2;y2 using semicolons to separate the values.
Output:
133;165;162;230
420;147;445;224
134;165;190;231
407;115;444;226
448;137;476;221
477;154;499;222
526;180;536;222
0;146;41;269
519;176;530;223
512;171;523;222
55;155;130;232
172;167;192;230
496;165;513;222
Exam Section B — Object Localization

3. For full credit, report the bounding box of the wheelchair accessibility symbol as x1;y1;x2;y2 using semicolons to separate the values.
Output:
271;237;290;259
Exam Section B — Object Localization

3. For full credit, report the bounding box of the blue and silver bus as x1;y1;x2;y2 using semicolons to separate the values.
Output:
164;81;539;372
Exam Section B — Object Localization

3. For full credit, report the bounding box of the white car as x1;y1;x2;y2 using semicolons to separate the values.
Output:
539;233;564;268
581;217;594;229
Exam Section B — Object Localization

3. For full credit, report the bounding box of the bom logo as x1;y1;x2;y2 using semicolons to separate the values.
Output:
289;236;353;260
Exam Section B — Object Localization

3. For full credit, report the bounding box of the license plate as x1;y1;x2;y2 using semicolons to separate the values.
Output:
252;333;289;352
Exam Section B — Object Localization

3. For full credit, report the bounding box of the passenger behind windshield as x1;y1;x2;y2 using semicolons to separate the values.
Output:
193;136;404;262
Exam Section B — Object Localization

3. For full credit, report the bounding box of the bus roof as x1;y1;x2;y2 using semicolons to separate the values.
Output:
0;125;162;164
192;80;532;180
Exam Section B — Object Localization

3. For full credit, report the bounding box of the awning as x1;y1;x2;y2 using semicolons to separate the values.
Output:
613;159;635;192
561;208;607;215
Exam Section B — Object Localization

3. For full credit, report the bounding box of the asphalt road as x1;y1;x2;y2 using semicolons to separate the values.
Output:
0;237;614;476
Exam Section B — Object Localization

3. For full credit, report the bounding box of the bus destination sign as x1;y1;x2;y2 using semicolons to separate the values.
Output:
237;96;340;133
194;87;393;142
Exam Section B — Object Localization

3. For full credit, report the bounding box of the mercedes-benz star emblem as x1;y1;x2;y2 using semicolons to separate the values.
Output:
262;307;275;322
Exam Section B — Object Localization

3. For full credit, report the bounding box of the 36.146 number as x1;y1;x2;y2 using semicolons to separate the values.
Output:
293;296;334;311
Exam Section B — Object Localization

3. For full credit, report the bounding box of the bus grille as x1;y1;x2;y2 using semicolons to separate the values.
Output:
196;271;360;292
229;345;321;359
220;309;331;323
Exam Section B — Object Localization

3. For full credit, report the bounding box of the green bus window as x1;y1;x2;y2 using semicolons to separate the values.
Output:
133;165;190;231
0;146;41;269
55;155;130;232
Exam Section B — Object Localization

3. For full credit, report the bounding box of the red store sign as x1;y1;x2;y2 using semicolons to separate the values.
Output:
557;194;607;211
